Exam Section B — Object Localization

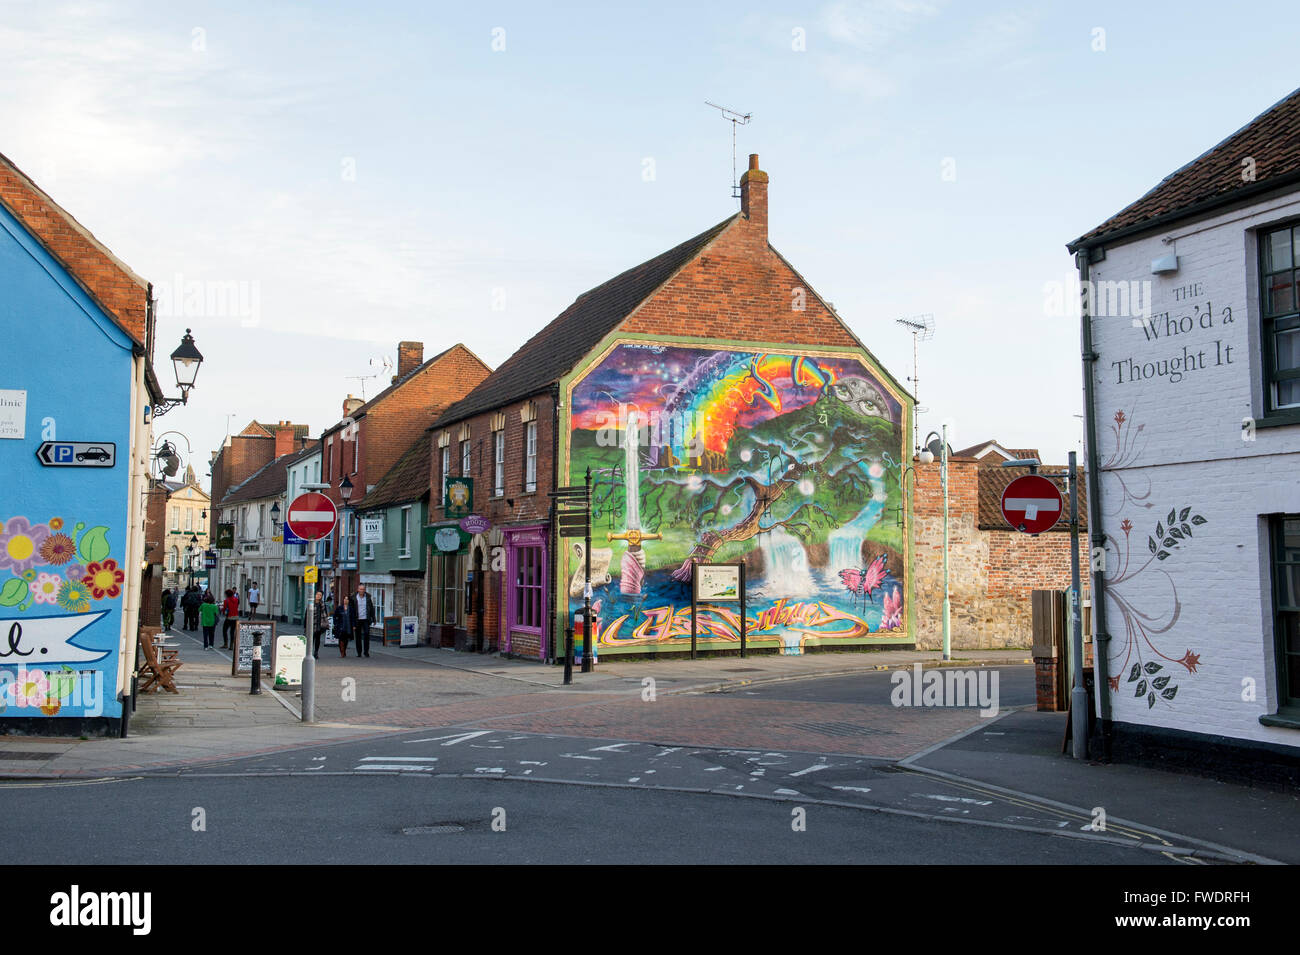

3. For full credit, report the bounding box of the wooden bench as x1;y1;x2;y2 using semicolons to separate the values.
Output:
138;625;182;694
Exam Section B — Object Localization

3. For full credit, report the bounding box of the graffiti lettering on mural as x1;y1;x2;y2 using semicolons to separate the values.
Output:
1113;300;1236;385
568;344;908;653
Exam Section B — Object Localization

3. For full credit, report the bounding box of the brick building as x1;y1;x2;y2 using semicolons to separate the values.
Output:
318;341;490;603
911;442;1086;650
1067;87;1300;779
429;155;914;661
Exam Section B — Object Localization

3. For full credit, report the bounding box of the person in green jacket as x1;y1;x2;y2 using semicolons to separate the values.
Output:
199;593;219;649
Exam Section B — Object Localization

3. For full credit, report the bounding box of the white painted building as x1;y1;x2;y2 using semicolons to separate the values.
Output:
1069;87;1300;780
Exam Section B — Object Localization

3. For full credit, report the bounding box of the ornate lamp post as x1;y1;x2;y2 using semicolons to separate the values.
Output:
920;427;950;662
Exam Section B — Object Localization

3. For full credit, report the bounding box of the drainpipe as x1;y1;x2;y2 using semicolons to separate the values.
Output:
1076;248;1114;758
548;383;561;664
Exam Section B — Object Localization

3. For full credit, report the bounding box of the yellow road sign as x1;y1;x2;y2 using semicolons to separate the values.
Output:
304;566;318;583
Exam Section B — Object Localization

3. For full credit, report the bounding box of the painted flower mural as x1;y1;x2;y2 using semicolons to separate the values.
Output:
566;343;908;654
0;517;50;575
83;559;125;600
0;518;116;614
31;572;62;605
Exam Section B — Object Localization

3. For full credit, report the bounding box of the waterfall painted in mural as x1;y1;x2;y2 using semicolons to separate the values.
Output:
566;343;909;654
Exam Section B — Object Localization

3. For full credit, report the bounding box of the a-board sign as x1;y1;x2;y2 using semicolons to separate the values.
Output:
400;615;419;647
322;615;338;647
273;634;307;687
231;620;277;676
695;563;742;602
383;615;401;646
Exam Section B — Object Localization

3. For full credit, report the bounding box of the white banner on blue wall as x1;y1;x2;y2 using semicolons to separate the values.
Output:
0;611;112;665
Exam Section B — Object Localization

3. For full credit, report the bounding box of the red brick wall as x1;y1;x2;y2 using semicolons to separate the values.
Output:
431;393;556;660
621;217;861;348
912;456;1084;649
210;435;275;513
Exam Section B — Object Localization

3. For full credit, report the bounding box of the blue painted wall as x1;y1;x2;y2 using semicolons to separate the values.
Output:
0;202;138;722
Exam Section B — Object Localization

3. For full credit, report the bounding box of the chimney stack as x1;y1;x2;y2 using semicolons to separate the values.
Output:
343;394;363;418
273;421;297;458
740;153;768;241
397;341;424;380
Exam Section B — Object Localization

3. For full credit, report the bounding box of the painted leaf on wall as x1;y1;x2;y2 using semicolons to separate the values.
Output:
1191;515;1207;525
1153;676;1170;689
1179;507;1190;521
1167;509;1177;527
1135;680;1147;697
0;578;27;607
1143;662;1162;673
77;526;111;564
1161;685;1178;700
1148;537;1157;555
1147;691;1156;708
1128;664;1141;682
1156;550;1170;560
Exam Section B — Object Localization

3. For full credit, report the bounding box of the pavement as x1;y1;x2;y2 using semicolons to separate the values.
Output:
1;622;1293;864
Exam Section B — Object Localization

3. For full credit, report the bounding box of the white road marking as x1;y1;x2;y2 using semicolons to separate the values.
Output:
406;731;492;746
920;793;993;806
774;788;800;795
474;767;506;774
830;785;872;794
590;743;632;753
789;763;830;777
360;756;438;762
703;767;724;772
357;764;436;772
560;754;601;760
519;760;547;766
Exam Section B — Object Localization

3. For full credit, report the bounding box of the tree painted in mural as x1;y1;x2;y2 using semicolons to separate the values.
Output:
567;343;908;654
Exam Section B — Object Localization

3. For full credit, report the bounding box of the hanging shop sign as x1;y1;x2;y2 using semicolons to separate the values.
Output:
360;516;385;544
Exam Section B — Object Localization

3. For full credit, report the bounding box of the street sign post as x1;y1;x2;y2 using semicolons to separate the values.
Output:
35;441;116;468
1000;474;1064;534
286;492;338;542
287;490;338;725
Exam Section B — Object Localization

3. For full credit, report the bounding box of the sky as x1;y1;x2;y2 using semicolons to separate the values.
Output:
3;0;1298;485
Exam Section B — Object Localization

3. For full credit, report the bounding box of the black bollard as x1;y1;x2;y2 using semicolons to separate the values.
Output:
250;631;262;695
563;627;574;686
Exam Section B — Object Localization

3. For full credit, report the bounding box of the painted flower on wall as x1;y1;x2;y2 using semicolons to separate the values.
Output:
881;586;903;630
11;669;50;708
64;563;86;582
82;559;125;600
56;580;92;613
0;517;51;575
31;572;62;605
39;533;76;565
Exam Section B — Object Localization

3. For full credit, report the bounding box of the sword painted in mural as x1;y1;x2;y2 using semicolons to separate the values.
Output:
607;411;661;596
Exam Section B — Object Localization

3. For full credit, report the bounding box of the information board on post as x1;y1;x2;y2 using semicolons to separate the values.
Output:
232;620;277;676
690;561;748;659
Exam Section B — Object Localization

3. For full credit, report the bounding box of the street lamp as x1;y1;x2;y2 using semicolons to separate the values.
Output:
921;428;951;662
188;534;199;589
153;329;205;418
269;501;282;530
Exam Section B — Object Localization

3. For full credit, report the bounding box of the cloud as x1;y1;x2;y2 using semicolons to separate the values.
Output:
820;0;940;52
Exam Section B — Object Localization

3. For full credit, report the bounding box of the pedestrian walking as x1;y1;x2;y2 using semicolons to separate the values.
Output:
161;589;175;631
182;586;201;630
348;583;375;657
247;582;260;619
221;588;239;649
332;600;352;658
311;591;328;659
199;592;218;649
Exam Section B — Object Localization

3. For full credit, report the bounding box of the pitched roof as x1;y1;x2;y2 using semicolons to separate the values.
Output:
1069;87;1300;250
321;344;485;437
357;431;432;511
0;151;150;346
977;465;1087;532
433;215;739;428
220;442;319;505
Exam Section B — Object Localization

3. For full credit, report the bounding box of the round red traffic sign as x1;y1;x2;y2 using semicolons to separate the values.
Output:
286;492;338;541
1000;474;1063;534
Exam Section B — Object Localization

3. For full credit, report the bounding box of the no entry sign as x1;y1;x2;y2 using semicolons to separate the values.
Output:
1000;474;1063;534
287;492;338;541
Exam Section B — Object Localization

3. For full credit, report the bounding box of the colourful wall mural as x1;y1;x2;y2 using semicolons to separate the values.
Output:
564;341;911;654
0;198;137;724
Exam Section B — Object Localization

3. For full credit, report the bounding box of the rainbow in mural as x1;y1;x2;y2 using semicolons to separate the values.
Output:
566;342;910;654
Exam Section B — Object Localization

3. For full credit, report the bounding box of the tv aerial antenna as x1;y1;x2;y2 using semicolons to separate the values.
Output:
345;355;394;401
705;101;752;201
895;314;935;453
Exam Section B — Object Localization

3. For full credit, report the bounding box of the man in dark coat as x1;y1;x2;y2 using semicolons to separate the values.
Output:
347;583;376;658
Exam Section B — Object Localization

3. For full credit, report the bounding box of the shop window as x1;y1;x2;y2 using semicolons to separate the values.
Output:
513;545;543;631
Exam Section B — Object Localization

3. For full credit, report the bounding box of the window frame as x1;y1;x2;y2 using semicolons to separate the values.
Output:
399;505;412;558
525;421;537;493
1259;222;1300;414
461;439;471;477
1270;515;1300;716
493;429;505;497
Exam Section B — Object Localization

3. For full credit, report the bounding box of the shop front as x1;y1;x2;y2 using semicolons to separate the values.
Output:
502;524;549;660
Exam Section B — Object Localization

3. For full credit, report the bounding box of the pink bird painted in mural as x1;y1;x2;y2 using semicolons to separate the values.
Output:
838;554;888;609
